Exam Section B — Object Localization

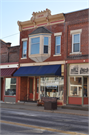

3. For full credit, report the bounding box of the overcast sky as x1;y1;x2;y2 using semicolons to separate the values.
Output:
0;0;88;46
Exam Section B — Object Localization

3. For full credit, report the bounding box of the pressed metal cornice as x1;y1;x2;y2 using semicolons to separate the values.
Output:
17;9;65;31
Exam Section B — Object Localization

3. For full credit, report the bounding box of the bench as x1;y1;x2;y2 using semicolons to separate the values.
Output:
37;97;57;107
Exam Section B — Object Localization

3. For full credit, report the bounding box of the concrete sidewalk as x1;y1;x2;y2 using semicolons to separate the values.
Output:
0;102;88;116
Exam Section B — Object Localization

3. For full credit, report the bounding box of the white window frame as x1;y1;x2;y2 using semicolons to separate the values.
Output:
72;33;80;53
29;34;51;56
31;37;40;55
55;36;61;55
70;29;82;54
69;76;82;97
21;38;28;59
54;32;62;56
43;36;49;54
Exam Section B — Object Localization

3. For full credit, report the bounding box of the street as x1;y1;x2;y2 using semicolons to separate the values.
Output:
0;107;88;135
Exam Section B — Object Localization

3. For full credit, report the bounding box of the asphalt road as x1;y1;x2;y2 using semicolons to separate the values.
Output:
0;108;88;135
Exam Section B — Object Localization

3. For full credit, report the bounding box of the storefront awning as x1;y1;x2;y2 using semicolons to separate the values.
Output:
13;65;61;76
1;68;17;77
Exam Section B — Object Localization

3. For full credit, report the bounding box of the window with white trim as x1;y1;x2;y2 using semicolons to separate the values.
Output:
72;34;80;52
44;37;49;53
69;77;82;97
29;34;51;62
55;36;61;54
70;29;82;54
22;41;27;58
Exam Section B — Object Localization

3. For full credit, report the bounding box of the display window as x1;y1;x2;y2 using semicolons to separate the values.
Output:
69;77;82;97
5;78;16;96
40;77;64;100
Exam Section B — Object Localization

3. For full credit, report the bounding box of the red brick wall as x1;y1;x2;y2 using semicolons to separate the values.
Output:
19;77;27;101
0;40;20;63
19;23;65;63
8;46;20;62
65;9;88;60
67;22;88;56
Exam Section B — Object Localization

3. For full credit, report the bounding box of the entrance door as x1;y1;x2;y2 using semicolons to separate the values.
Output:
1;78;3;101
83;77;88;105
29;78;33;100
35;78;39;100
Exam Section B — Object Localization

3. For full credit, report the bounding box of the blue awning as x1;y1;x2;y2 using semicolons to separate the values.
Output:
13;65;61;76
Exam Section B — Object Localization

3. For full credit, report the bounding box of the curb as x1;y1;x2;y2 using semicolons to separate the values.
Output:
1;106;88;117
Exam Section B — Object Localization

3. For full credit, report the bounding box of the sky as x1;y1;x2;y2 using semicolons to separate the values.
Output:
0;0;89;46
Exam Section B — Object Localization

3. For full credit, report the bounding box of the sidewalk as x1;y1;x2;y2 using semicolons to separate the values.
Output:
0;102;88;116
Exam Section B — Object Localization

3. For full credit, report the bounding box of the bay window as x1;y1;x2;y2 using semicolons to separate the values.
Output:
44;37;48;53
31;37;40;54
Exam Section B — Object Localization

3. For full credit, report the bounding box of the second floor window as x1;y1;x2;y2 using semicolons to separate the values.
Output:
55;36;61;54
44;37;48;53
72;34;80;52
31;37;40;54
22;41;27;58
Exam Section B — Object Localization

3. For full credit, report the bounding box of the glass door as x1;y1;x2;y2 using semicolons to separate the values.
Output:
83;77;88;105
35;78;39;100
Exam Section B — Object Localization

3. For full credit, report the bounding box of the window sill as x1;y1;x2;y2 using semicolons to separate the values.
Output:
68;96;82;97
21;57;27;59
53;54;61;57
69;52;82;55
29;54;50;57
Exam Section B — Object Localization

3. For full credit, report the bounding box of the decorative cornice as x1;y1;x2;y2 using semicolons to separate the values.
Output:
17;9;65;31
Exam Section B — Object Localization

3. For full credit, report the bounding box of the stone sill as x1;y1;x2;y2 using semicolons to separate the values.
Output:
69;52;82;55
53;54;61;57
21;57;27;59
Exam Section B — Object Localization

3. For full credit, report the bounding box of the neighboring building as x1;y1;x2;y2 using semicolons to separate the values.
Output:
0;39;20;102
65;9;89;105
14;8;89;106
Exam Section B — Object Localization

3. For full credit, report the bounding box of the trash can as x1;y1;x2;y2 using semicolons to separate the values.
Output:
44;101;57;110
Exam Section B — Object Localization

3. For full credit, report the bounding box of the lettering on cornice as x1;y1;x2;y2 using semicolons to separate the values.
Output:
31;8;51;20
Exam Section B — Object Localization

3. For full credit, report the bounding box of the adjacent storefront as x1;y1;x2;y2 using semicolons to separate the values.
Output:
67;63;89;105
0;63;19;103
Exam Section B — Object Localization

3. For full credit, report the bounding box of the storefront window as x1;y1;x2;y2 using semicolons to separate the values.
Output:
40;77;64;100
5;78;16;96
69;77;82;97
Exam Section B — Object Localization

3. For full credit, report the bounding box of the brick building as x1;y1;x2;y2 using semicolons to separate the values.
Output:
65;9;89;105
0;39;20;102
14;8;89;105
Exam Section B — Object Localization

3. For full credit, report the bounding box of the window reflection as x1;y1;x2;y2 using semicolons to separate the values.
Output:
5;78;16;96
40;77;64;100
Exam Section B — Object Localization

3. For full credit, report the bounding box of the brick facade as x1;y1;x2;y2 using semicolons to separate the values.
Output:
18;8;89;104
19;23;65;63
65;9;89;60
0;40;20;63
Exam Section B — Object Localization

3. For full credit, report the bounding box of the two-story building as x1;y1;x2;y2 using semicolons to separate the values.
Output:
0;39;20;103
14;9;66;105
65;9;89;105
